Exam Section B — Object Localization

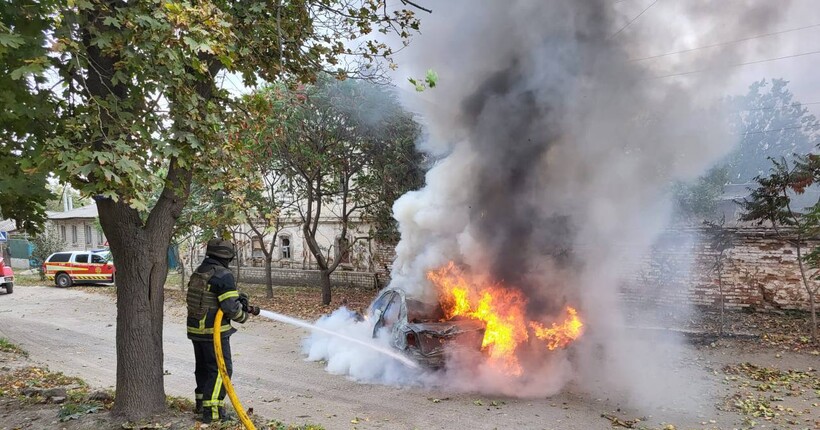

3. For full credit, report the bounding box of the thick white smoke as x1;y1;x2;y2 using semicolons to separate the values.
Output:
306;0;790;415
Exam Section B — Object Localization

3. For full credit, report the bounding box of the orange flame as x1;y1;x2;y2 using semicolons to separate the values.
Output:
530;307;584;350
427;262;584;375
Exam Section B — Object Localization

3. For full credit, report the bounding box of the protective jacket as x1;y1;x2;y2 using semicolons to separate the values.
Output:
186;257;247;341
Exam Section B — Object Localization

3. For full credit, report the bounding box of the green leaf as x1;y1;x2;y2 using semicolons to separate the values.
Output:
102;16;121;29
425;69;438;88
0;33;24;48
10;64;44;80
407;78;424;92
111;71;128;85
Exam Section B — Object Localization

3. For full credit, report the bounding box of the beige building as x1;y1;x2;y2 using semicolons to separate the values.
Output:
47;205;107;251
245;218;377;272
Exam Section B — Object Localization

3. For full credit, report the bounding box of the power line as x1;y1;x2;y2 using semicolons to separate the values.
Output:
610;0;659;39
737;101;820;113
739;124;819;136
652;48;820;79
631;23;820;62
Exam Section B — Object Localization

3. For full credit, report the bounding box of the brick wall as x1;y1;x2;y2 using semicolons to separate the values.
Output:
623;227;818;311
371;242;396;286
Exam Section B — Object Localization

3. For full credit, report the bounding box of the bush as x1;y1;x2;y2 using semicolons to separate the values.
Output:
31;226;66;280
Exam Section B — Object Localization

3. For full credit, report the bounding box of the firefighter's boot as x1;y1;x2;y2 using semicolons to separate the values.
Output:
219;407;236;422
194;392;203;415
201;406;236;423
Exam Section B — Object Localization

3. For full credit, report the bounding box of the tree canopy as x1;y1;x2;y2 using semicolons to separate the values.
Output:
740;156;819;341
235;76;423;303
0;1;58;234
725;79;820;183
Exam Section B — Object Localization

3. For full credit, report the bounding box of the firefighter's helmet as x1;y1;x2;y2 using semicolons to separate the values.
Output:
206;239;235;260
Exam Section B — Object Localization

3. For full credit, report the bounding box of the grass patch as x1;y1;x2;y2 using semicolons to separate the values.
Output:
2;366;86;391
58;401;104;422
12;273;47;287
164;272;185;290
0;338;27;356
0;365;88;404
166;394;194;413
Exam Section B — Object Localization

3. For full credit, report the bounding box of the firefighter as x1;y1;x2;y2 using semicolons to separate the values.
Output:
187;238;260;423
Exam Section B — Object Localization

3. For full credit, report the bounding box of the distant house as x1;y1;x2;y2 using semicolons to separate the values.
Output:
0;205;106;268
47;204;107;251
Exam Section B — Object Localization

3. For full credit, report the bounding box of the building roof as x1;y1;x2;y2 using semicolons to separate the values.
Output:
48;204;99;220
0;219;17;233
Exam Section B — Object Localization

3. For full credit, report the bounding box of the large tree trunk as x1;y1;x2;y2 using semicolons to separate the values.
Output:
98;199;171;420
320;269;332;305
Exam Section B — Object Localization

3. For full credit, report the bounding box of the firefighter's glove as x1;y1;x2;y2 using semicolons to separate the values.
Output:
247;305;261;316
238;292;250;313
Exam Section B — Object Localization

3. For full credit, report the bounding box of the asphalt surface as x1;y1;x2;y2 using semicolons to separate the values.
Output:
0;285;759;430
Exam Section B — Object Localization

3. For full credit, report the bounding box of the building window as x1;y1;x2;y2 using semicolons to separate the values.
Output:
280;236;291;259
335;236;350;264
85;225;92;245
251;236;264;259
71;225;78;244
60;225;66;242
97;230;104;245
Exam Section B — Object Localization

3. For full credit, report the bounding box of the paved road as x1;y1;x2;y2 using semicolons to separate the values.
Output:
0;285;748;430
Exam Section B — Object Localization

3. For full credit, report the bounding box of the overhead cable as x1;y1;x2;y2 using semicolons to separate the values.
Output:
631;23;820;62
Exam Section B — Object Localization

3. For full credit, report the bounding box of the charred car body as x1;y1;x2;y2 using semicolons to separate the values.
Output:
370;288;485;368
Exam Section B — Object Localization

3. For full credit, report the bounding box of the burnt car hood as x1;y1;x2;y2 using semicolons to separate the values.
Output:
400;319;486;368
405;319;485;335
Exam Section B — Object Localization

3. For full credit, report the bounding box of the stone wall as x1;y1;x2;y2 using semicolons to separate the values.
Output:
235;266;383;289
623;227;819;311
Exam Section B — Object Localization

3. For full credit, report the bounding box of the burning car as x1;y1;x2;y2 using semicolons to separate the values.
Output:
365;263;584;372
370;288;485;368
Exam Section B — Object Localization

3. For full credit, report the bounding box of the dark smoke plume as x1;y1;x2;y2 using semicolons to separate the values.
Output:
308;0;791;411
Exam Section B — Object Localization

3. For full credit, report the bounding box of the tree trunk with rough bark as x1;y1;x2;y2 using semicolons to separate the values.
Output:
810;292;817;342
179;260;186;291
718;265;725;338
265;256;274;298
320;269;332;305
793;241;819;342
98;199;174;420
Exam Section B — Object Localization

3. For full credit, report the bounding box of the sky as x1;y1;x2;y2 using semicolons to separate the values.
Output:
383;0;820;118
614;0;820;112
220;1;820;116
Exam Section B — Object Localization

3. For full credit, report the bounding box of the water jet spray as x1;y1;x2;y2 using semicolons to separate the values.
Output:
258;309;419;369
213;307;419;429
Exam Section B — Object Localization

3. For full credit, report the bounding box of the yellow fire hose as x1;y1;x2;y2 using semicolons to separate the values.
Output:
213;308;256;430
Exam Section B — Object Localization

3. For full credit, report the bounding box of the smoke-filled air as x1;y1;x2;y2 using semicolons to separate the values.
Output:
305;0;790;415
